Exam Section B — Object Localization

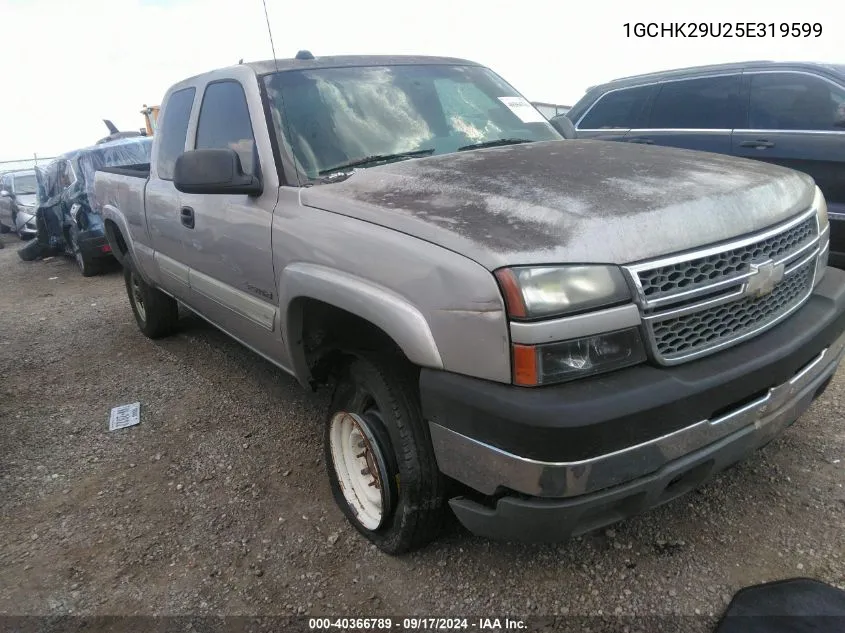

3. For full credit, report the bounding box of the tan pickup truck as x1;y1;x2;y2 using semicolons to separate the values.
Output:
94;53;845;554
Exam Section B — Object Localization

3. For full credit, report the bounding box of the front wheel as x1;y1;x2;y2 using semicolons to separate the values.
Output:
325;354;446;554
124;261;179;339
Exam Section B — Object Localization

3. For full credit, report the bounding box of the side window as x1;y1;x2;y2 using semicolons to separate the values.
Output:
156;87;196;180
749;73;845;131
1;175;10;192
195;81;257;174
648;76;741;129
578;85;652;129
58;161;74;189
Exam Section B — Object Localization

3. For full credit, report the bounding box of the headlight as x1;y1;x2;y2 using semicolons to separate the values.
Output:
495;265;631;319
513;328;647;386
814;186;828;233
814;186;830;286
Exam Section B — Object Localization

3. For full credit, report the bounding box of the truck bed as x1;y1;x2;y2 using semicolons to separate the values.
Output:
93;168;150;263
98;163;150;179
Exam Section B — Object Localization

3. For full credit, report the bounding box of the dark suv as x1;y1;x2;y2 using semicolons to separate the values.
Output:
564;61;845;267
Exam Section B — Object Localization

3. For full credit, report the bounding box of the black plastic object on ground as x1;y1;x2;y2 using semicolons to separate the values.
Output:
17;239;44;261
716;578;845;633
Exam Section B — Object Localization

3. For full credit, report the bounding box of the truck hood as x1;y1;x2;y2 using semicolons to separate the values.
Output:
300;140;816;270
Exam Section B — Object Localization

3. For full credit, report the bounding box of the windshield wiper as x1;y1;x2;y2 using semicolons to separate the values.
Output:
457;138;533;151
318;148;436;176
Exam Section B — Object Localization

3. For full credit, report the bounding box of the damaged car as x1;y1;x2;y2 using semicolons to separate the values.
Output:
0;169;39;239
20;137;152;275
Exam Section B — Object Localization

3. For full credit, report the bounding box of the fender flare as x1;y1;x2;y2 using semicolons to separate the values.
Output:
101;205;134;266
280;263;444;382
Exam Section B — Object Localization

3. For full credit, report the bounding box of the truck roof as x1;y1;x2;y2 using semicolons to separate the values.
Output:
178;55;482;83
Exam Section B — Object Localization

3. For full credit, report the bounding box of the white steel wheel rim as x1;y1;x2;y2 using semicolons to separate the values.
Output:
131;274;146;322
329;411;389;531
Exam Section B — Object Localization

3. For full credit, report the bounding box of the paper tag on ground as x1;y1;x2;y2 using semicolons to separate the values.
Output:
109;403;141;431
498;96;547;123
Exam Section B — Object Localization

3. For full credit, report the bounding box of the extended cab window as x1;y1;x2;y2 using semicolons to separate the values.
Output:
156;87;195;180
195;81;257;174
648;75;741;129
262;64;559;180
749;72;845;131
578;85;652;129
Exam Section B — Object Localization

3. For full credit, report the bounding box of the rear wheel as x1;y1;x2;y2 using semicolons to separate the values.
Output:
70;232;100;277
325;354;446;554
124;261;179;338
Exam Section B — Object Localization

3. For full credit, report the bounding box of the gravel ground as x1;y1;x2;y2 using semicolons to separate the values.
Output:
1;232;844;626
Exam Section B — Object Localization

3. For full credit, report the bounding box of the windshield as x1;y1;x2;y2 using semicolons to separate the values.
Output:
263;64;560;181
13;173;37;195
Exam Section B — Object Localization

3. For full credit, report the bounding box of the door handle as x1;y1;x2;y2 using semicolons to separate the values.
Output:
180;206;195;229
739;139;775;149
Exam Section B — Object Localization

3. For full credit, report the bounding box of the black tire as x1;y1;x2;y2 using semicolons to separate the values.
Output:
69;231;100;277
123;260;179;338
325;354;446;554
17;239;44;261
0;222;10;234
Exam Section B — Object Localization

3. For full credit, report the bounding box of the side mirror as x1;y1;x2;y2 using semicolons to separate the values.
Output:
0;190;11;198
549;115;577;139
174;148;262;196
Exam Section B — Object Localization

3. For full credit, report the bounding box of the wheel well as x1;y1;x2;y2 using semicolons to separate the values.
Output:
292;297;408;386
104;220;129;263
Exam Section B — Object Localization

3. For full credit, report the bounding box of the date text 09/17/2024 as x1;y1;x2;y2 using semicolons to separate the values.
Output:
308;618;527;630
623;22;822;38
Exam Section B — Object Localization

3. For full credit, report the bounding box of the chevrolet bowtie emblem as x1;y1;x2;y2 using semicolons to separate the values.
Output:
744;260;785;299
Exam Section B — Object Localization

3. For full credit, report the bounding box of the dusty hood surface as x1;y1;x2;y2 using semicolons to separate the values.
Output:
301;140;816;270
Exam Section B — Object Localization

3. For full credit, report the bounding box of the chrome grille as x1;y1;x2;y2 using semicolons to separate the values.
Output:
651;259;815;358
626;209;822;365
639;216;815;301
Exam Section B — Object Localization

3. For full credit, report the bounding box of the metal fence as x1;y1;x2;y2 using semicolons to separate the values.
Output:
0;156;56;173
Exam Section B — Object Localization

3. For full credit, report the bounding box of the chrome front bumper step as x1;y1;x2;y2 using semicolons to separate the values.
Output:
430;330;845;498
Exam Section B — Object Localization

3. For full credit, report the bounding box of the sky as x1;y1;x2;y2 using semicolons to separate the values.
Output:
0;0;840;162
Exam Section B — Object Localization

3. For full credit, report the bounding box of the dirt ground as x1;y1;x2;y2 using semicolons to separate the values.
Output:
1;232;844;624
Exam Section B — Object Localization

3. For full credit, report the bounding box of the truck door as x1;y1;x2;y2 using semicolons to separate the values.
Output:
178;79;278;356
146;86;196;297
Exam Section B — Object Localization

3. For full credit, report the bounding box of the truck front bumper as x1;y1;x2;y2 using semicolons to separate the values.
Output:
421;267;845;542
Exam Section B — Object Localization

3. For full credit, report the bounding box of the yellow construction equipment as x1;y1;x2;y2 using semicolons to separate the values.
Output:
140;104;160;136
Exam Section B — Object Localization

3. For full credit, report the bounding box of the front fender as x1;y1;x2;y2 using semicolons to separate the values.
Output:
280;263;444;381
